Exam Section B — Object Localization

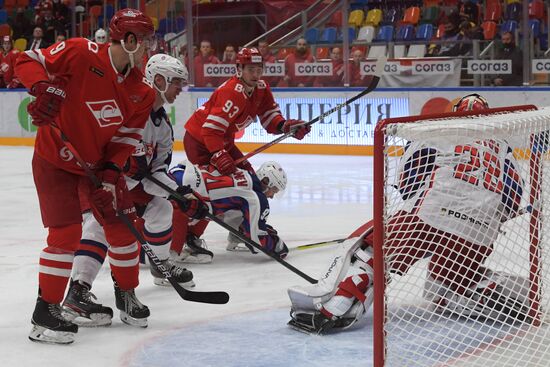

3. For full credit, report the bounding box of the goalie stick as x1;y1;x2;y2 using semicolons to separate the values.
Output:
235;55;388;164
51;125;230;305
142;172;318;284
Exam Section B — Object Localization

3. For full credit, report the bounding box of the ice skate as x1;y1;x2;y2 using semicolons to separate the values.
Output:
173;234;213;264
225;232;249;252
29;296;78;344
113;277;150;328
62;279;113;327
150;258;195;287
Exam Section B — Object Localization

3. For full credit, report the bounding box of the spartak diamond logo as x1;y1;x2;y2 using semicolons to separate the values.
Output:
86;100;124;127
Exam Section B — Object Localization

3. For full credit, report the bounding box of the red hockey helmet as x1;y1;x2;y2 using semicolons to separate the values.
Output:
236;47;263;66
109;8;154;42
452;93;489;112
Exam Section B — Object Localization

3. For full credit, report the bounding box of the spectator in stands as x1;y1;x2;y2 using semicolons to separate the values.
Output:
460;0;479;25
314;47;345;87
26;27;51;51
492;31;523;87
0;36;23;89
221;44;237;64
350;49;371;87
435;16;470;57
56;34;66;43
10;8;32;42
257;39;281;87
180;44;198;68
282;37;315;87
193;39;220;87
35;1;57;44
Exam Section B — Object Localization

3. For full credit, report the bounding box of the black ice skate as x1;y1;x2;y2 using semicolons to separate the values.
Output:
113;277;150;328
287;310;336;335
150;258;195;287
62;279;113;327
29;296;78;344
173;234;214;264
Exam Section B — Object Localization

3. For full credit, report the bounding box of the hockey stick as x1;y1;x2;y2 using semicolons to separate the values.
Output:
290;238;347;251
143;172;318;284
50;125;230;305
235;56;387;164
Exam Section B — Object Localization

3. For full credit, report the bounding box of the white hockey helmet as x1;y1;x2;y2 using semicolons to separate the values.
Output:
95;28;107;44
257;161;287;197
145;53;189;103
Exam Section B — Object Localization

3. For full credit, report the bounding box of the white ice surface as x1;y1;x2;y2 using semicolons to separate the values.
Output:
0;147;373;367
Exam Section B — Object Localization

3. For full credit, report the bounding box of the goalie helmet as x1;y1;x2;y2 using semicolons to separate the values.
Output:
95;28;107;44
257;161;287;195
452;93;489;112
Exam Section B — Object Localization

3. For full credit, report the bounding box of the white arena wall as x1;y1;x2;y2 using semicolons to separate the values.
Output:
2;87;550;155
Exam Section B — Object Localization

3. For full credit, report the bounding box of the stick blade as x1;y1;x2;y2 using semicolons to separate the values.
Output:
169;277;230;304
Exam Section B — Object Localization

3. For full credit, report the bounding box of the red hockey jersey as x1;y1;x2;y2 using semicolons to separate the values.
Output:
15;38;155;175
185;76;285;153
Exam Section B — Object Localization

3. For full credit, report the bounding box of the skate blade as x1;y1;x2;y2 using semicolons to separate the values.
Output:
287;319;321;335
226;244;250;252
153;277;196;288
120;312;148;328
28;325;76;344
175;254;213;264
63;310;112;327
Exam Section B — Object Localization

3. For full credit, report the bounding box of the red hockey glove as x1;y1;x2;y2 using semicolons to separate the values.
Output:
282;119;311;140
170;185;209;220
211;149;236;175
90;163;134;224
237;159;255;174
27;81;66;126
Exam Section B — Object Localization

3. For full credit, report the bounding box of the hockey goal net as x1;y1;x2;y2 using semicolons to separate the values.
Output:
372;105;550;367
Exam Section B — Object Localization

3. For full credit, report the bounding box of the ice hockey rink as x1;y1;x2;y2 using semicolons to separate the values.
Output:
0;146;373;367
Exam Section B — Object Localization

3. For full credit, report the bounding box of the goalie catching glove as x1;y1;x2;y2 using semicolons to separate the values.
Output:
170;185;209;219
27;81;66;126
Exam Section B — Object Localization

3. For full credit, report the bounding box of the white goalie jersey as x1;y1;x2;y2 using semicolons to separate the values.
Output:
397;139;524;246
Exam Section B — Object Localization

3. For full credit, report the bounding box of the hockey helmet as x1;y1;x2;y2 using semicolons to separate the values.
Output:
146;53;188;103
236;47;263;66
452;93;489;112
95;28;107;44
109;8;154;43
257;161;287;196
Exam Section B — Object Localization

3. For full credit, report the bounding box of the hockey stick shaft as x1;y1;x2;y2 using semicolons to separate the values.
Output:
143;172;318;284
51;125;229;304
235;56;387;164
291;238;347;251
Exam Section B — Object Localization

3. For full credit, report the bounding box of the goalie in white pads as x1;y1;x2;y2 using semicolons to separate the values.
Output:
287;94;532;334
62;54;206;328
169;160;289;262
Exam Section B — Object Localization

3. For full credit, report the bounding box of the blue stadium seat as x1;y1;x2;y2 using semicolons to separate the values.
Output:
305;27;319;44
158;18;168;35
0;0;4;9
416;23;434;40
505;3;521;21
176;16;185;32
337;27;356;42
396;24;415;41
530;19;541;38
105;4;115;20
501;20;518;35
0;10;7;25
374;25;394;42
318;27;337;44
382;8;399;25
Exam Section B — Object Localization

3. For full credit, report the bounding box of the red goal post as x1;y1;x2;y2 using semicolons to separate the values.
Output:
373;105;550;367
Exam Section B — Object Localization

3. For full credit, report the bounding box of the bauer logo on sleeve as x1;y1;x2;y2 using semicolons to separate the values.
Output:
86;100;124;127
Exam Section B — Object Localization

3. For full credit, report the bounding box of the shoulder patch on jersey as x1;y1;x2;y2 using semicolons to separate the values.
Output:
257;80;267;89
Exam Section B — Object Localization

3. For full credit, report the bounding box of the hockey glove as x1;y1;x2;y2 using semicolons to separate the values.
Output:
210;149;236;175
237;159;255;174
90;163;135;224
171;185;209;219
282;119;311;140
27;81;66;126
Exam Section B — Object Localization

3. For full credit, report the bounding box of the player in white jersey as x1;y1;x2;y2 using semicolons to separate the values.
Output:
287;94;531;334
169;160;289;262
62;54;207;328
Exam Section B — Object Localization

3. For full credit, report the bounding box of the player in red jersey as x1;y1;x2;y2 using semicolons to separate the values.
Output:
174;47;312;259
15;8;156;344
0;36;22;88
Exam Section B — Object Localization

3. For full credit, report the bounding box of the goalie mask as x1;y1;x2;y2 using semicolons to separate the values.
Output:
257;161;287;198
146;53;188;104
452;93;489;112
95;28;107;44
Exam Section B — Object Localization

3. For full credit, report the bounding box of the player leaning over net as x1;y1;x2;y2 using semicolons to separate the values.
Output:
60;54;208;329
173;47;312;260
287;94;531;334
15;9;156;344
169;160;289;262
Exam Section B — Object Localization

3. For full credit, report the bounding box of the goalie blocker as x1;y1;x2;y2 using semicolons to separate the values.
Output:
287;221;532;335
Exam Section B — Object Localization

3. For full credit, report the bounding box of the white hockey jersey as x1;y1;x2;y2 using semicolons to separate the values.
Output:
397;140;523;246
